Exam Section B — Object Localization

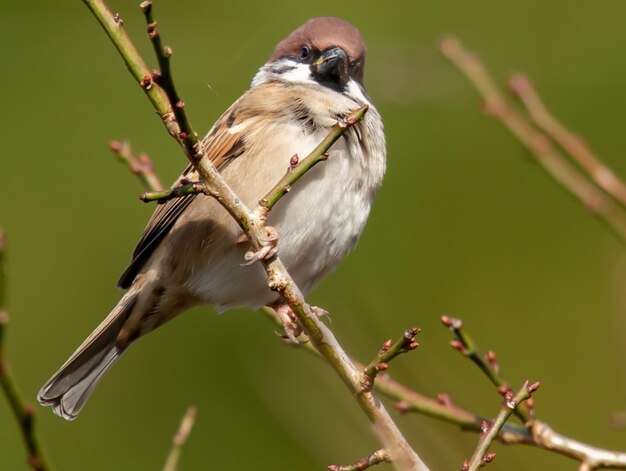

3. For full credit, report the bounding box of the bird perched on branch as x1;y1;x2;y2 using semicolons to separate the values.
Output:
38;16;386;420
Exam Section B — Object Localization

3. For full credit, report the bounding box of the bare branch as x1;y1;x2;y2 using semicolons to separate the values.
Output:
328;449;391;471
442;315;531;423
439;36;626;245
258;105;368;217
140;180;205;203
0;230;53;471
361;327;420;392
81;1;178;137
110;139;164;192
162;406;198;471
465;381;539;471
509;74;626;209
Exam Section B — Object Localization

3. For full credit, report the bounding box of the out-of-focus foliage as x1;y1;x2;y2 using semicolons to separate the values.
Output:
1;1;626;469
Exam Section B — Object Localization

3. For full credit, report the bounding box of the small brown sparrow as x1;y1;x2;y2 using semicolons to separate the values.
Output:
38;16;386;419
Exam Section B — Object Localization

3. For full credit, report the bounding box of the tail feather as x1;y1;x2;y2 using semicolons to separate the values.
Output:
38;288;139;420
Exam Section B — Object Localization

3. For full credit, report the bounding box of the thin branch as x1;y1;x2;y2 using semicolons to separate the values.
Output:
439;36;626;245
140;181;204;203
509;74;626;209
0;230;53;471
83;2;428;470
162;406;197;471
361;327;420;392
81;1;177;137
110;140;164;192
260;307;626;468
328;449;391;471
442;315;531;423
140;1;193;142
465;381;539;471
530;421;626;470
258;105;368;217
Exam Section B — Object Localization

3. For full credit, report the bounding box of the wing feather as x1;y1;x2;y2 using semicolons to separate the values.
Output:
117;101;247;289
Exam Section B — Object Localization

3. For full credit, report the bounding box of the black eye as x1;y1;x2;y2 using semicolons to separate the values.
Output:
299;46;311;60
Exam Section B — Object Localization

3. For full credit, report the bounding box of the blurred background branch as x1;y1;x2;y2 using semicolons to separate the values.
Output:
439;36;626;245
0;230;53;471
162;406;197;471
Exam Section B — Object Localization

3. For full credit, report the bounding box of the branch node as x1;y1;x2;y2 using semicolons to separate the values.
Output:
147;22;158;39
140;74;152;89
360;327;420;392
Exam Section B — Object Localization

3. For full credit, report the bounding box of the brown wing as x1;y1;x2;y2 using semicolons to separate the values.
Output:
117;100;247;289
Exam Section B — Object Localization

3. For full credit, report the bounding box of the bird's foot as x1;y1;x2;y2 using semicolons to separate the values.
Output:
242;226;279;266
310;305;331;322
272;303;303;344
271;303;331;343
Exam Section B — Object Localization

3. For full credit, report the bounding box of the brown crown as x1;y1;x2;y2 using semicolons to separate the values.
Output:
268;17;366;64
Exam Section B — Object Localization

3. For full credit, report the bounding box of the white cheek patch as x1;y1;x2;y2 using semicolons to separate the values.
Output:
252;60;316;87
278;63;317;85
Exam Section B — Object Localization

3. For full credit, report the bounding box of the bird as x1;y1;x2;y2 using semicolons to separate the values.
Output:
38;16;386;420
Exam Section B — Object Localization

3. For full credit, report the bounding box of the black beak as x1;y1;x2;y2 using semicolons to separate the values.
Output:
312;47;349;86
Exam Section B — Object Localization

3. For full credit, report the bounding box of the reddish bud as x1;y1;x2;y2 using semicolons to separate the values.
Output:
449;339;465;352
178;131;188;140
377;362;388;372
441;315;453;327
480;420;490;433
113;13;123;25
109;140;123;152
140;75;152;89
461;460;469;471
508;74;530;95
152;69;163;85
437;393;452;407
484;452;496;463
379;339;392;355
528;381;540;394
175;100;185;109
290;153;299;167
407;327;420;337
147;22;157;39
496;385;510;397
395;401;411;413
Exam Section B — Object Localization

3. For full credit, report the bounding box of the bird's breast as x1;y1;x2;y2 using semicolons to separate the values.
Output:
185;100;385;310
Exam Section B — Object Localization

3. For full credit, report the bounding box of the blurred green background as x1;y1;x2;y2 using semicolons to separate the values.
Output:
2;1;626;469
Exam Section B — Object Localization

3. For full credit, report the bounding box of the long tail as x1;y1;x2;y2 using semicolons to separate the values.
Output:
37;287;140;420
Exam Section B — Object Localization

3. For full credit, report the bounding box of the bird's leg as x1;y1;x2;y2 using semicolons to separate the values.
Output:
241;226;279;266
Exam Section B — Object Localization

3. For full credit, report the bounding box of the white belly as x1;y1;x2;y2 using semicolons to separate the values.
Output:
184;110;385;310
